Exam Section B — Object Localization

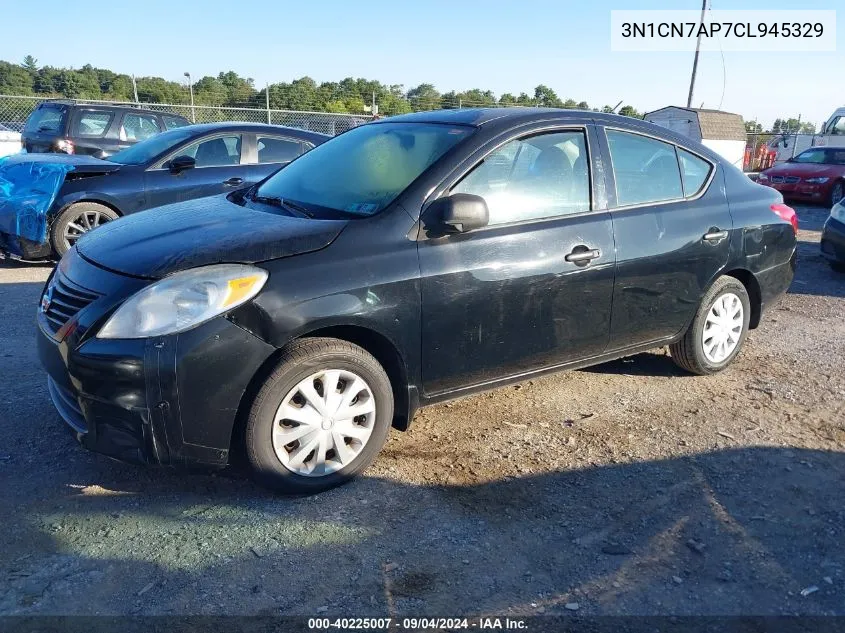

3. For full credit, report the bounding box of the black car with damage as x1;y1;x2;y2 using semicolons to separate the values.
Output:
36;108;797;494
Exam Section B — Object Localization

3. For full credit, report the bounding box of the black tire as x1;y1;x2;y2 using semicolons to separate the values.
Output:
830;180;845;207
670;276;751;376
244;337;393;494
50;202;119;257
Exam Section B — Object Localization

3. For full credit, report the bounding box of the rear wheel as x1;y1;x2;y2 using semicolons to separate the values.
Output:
51;202;119;257
670;276;751;375
244;338;393;494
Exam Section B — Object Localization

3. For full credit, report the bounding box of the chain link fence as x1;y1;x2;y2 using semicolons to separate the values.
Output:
0;95;372;136
744;132;819;172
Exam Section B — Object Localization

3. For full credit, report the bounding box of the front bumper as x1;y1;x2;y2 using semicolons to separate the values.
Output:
759;180;830;202
821;216;845;263
37;251;277;467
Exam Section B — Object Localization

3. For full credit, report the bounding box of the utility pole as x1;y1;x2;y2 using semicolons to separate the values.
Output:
686;0;708;108
131;74;139;104
184;72;195;123
266;83;271;124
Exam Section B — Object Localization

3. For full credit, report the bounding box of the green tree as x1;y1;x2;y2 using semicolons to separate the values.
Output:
0;61;34;95
745;120;763;133
533;84;562;108
618;105;641;118
407;83;441;110
22;55;38;73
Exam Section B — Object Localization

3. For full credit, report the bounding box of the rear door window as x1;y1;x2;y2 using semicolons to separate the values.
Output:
74;111;114;138
24;106;66;134
120;113;161;142
162;115;188;130
256;136;305;164
606;129;683;206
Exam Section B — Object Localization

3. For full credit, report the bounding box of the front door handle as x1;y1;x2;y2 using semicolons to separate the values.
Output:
223;177;244;187
703;228;729;243
565;246;601;265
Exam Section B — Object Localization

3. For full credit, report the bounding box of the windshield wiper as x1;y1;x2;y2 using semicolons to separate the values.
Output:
251;194;314;218
279;198;314;217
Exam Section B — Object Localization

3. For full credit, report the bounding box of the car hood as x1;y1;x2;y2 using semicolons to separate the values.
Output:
764;162;843;178
75;195;348;279
2;152;122;175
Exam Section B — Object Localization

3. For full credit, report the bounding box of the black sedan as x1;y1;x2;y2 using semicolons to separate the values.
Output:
0;123;328;259
37;108;797;493
821;197;845;272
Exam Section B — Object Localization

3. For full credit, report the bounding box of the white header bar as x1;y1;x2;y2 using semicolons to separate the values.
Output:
611;10;837;52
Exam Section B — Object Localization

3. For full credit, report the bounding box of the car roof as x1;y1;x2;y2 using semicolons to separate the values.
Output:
374;107;664;130
174;122;331;141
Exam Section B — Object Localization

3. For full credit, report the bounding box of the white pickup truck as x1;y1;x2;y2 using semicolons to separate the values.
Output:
814;107;845;148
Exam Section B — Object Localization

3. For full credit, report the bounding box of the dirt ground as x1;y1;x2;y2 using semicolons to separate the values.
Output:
0;204;843;617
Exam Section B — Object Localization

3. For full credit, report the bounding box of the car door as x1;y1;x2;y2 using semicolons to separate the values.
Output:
598;126;732;350
418;125;616;396
143;133;248;210
246;133;312;182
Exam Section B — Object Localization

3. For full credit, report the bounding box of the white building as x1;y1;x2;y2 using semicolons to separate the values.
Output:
644;107;747;169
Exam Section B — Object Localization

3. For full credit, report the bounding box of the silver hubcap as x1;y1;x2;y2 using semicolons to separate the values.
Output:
702;292;744;363
63;210;110;249
271;369;376;477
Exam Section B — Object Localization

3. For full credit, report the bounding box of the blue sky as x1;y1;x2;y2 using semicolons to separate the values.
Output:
1;0;841;128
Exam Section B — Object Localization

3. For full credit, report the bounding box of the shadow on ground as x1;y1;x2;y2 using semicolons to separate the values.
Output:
1;438;843;617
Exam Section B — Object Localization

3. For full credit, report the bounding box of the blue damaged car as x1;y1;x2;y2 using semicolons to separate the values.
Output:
0;122;328;260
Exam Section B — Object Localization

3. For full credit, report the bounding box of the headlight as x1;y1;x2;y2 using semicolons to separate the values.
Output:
832;201;845;223
757;173;768;181
805;177;830;184
97;264;268;339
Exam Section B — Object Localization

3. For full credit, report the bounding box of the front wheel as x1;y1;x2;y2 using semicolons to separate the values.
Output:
244;338;393;494
51;202;119;257
670;276;751;375
830;180;844;207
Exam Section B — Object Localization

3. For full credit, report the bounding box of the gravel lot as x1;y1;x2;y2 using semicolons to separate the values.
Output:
0;204;843;617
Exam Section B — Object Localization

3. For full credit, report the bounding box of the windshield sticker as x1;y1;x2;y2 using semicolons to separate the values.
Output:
345;202;379;214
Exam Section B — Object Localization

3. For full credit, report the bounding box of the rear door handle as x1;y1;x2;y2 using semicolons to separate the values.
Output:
565;246;601;265
703;229;729;242
223;177;244;187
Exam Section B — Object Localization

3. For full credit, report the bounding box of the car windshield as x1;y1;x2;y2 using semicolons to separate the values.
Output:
792;149;845;165
107;126;199;165
254;122;474;216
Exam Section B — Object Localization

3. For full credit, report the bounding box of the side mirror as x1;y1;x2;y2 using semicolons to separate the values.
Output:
429;193;489;233
168;155;196;173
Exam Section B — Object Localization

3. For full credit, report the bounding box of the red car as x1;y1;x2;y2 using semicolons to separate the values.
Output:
758;147;845;206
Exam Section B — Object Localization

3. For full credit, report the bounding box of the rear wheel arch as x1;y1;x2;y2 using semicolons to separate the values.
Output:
723;268;762;329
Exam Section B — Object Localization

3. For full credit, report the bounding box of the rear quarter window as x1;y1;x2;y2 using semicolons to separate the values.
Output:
24;107;66;134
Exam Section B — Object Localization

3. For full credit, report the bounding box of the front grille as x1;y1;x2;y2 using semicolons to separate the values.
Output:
42;273;101;334
770;175;800;184
47;377;87;433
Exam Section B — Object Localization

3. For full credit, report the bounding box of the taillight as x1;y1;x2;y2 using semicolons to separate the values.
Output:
54;139;74;154
771;203;798;235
